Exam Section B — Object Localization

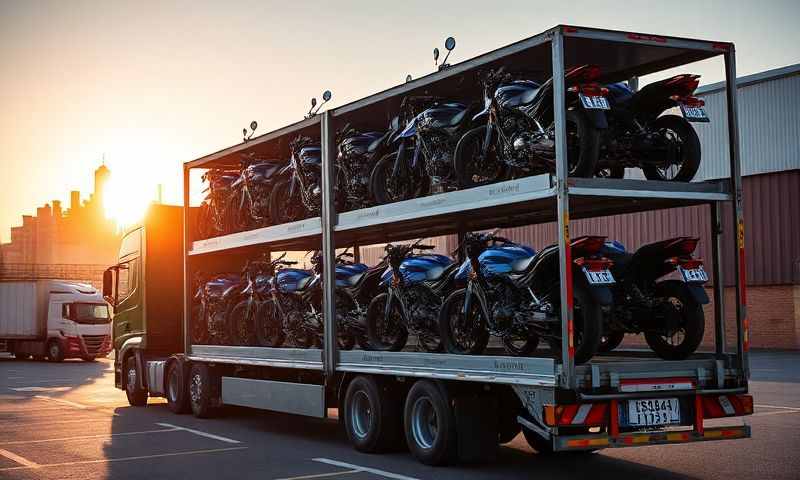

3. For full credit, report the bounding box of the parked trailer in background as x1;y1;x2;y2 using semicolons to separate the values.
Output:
0;280;112;361
107;25;753;466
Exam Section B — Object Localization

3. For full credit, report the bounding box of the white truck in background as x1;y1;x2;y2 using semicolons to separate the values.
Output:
0;280;112;361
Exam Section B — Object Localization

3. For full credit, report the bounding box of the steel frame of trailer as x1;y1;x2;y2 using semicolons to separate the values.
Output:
181;25;748;399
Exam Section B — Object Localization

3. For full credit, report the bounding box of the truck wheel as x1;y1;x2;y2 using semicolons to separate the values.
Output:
189;363;220;418
404;380;457;466
125;356;148;406
166;360;190;414
342;376;403;453
47;340;64;362
12;352;30;360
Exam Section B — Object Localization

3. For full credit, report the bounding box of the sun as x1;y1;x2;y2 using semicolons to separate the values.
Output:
103;170;155;228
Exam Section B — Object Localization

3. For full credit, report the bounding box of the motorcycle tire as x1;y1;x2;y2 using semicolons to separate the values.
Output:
268;179;306;225
597;330;625;353
566;109;602;178
452;125;509;189
546;283;602;364
228;300;256;346
224;193;250;234
642;114;701;182
502;333;540;357
366;293;408;351
191;305;208;345
596;165;626;179
255;300;285;347
644;280;705;360
439;289;489;355
370;152;429;205
197;203;213;239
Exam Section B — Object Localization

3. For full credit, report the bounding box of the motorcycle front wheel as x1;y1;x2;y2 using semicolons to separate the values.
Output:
452;126;509;189
439;289;489;355
191;305;209;345
255;300;285;347
642;114;701;182
366;293;409;351
370;152;429;205
269;179;307;225
228;299;257;346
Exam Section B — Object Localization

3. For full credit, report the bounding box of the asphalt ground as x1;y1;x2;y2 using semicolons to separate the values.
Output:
0;351;798;480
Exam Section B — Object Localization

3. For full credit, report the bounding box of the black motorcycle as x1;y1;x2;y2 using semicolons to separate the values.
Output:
596;74;706;181
439;233;615;363
336;119;400;210
227;257;273;346
226;153;283;232
370;96;478;204
597;237;709;360
366;240;459;352
197;168;239;239
453;65;609;189
191;271;241;345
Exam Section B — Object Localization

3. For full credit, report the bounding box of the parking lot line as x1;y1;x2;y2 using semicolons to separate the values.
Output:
274;469;360;480
313;458;419;480
0;426;179;445
754;404;800;411
33;395;88;409
0;446;248;472
156;422;242;444
0;448;40;469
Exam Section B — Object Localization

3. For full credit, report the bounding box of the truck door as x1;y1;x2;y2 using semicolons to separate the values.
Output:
112;228;144;349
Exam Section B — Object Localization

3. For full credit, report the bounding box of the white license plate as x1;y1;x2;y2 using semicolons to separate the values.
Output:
680;104;709;122
679;266;708;283
583;268;615;285
627;398;681;426
579;94;610;110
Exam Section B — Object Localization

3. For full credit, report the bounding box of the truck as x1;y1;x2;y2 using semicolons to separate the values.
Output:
1;280;112;361
105;25;753;466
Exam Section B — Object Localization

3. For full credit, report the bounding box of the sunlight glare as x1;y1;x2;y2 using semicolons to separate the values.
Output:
103;168;155;228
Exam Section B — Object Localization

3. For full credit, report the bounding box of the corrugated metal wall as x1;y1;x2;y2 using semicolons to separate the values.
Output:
694;72;800;181
360;170;800;286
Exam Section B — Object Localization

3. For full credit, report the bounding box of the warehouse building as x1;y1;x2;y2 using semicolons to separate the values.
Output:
362;63;800;350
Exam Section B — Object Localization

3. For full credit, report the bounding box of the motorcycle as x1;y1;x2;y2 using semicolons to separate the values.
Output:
191;271;241;345
439;233;615;363
227;256;274;346
453;65;609;189
597;237;709;359
596;74;706;181
370;95;477;204
226;153;283;232
366;239;459;352
197;168;239;239
336;118;401;210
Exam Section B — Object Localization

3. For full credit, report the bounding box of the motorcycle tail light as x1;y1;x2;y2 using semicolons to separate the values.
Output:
566;64;602;83
571;235;607;255
574;257;614;271
679;258;704;269
665;237;699;255
578;83;609;97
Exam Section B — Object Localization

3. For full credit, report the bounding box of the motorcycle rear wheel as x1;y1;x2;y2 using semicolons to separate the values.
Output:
642;114;701;182
597;330;625;353
191;306;208;345
228;300;257;346
644;280;705;360
370;152;429;205
452;126;509;189
269;179;307;225
366;293;409;351
546;283;602;364
255;300;285;347
565;109;602;178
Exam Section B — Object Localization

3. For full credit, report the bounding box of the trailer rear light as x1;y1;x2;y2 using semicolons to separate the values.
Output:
701;394;753;418
544;403;608;426
574;257;614;271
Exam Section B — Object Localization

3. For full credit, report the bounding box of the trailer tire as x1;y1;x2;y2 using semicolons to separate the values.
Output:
47;340;64;363
125;356;148;407
404;380;457;466
166;360;191;414
189;363;220;418
342;376;403;453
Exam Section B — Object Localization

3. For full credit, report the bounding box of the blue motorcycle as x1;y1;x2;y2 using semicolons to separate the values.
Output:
191;271;241;345
366;239;458;352
227;256;274;346
439;232;615;363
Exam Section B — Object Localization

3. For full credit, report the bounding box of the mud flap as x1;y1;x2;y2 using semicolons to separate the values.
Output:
685;283;710;304
455;394;498;463
583;109;608;129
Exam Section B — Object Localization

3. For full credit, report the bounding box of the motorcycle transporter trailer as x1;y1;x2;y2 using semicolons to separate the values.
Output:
106;25;752;465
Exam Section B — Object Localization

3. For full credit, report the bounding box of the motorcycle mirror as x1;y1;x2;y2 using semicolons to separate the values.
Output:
250;120;258;131
433;47;440;64
406;74;413;83
322;90;332;102
242;128;248;140
445;36;456;51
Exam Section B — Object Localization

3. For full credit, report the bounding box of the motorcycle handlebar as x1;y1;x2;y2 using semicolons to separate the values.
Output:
415;244;436;250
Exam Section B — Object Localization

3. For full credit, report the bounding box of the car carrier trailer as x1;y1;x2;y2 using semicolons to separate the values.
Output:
105;25;752;465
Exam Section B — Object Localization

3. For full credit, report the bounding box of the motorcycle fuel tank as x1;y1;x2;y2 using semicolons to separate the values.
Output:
335;263;369;287
399;103;468;138
455;245;537;280
381;254;453;286
275;268;314;293
495;80;540;109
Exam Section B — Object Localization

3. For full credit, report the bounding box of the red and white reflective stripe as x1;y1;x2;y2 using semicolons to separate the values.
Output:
701;394;753;418
572;404;593;424
619;377;695;393
718;396;736;415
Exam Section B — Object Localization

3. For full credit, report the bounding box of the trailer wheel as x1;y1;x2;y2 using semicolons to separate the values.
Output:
125;356;148;406
189;363;220;418
12;352;30;360
342;376;402;453
47;340;64;362
166;360;191;414
404;380;457;466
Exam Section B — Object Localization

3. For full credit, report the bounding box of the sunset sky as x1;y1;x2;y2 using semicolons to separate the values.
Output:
2;0;799;241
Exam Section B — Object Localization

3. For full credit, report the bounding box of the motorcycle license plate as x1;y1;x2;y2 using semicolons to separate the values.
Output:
680;104;709;122
627;398;681;426
583;268;615;285
579;94;610;110
679;266;708;283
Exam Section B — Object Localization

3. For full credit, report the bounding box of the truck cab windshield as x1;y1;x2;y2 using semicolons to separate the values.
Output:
73;303;111;324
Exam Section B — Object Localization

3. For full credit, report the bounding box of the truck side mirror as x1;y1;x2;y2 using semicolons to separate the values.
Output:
103;268;114;305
